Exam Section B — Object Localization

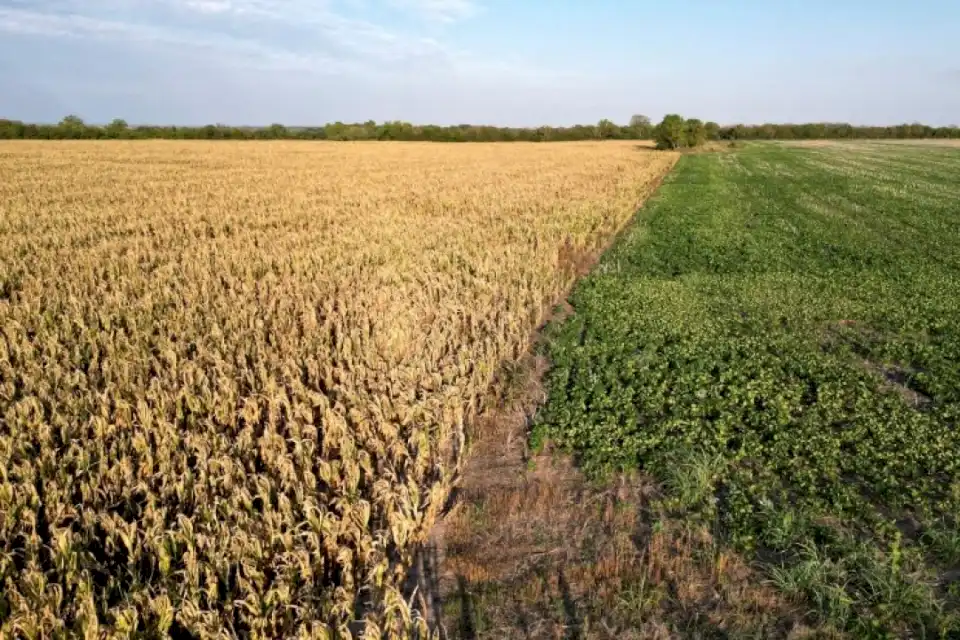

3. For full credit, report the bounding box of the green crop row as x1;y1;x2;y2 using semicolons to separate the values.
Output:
533;142;960;636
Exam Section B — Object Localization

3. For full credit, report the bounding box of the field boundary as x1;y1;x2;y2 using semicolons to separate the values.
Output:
406;155;680;634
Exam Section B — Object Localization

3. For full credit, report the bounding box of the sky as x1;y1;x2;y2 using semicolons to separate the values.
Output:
0;0;958;127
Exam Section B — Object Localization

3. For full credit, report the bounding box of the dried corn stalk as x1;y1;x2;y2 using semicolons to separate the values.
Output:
0;140;675;638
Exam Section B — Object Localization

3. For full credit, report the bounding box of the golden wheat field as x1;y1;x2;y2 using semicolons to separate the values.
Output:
0;140;676;638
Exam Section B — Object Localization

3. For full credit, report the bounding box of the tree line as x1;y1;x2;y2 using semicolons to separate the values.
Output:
1;114;958;142
0;115;653;142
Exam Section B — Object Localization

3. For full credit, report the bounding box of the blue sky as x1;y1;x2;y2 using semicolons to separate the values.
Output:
1;0;958;126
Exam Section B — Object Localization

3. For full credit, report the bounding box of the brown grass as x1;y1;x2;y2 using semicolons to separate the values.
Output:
431;347;809;638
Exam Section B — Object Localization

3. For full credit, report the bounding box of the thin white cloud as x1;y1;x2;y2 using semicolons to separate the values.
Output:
0;2;553;81
387;0;480;23
0;0;587;129
0;7;365;73
0;7;73;36
166;0;480;25
182;0;233;14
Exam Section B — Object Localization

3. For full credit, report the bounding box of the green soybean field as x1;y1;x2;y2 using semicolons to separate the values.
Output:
531;142;960;636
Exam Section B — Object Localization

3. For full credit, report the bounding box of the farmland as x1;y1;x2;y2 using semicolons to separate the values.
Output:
528;142;960;636
4;137;960;639
0;141;676;637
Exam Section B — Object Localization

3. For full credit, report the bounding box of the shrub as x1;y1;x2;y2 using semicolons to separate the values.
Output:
654;115;709;150
684;118;707;148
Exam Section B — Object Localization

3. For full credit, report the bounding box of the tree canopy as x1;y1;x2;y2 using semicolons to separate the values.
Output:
654;114;687;149
0;116;957;142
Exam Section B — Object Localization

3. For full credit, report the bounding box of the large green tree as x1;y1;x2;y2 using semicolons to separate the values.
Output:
654;114;687;149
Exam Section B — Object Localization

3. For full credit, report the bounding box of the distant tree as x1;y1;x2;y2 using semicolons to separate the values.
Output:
627;114;652;138
777;125;795;140
58;114;86;139
0;119;25;139
654;114;687;149
378;121;405;140
757;123;777;140
597;119;619;139
908;122;929;138
105;118;129;139
325;121;348;141
684;118;707;147
1;115;955;143
267;123;288;139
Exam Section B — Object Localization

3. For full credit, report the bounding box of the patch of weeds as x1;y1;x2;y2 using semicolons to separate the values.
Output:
657;447;726;515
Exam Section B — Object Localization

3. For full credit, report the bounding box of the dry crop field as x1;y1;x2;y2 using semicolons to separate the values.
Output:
0;141;676;637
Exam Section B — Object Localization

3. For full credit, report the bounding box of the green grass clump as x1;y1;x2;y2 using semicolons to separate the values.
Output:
533;143;960;635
